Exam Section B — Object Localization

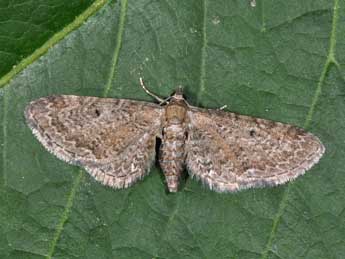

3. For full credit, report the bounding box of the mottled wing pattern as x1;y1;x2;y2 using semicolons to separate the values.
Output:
25;95;164;188
186;107;325;192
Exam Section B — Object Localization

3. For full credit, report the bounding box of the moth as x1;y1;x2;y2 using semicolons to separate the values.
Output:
25;79;325;192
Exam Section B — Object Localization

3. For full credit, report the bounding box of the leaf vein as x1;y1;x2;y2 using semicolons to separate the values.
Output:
103;0;129;97
0;0;108;89
47;1;129;257
304;0;339;129
46;171;83;259
1;89;8;187
44;1;127;257
260;1;339;258
260;0;266;32
196;0;207;105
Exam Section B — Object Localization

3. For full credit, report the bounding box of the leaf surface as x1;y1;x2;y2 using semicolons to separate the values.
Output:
1;0;344;258
0;0;102;79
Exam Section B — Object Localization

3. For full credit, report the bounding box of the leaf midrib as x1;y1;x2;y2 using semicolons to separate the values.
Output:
0;0;109;89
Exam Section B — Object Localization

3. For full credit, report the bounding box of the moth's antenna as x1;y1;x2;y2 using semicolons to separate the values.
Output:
139;78;164;103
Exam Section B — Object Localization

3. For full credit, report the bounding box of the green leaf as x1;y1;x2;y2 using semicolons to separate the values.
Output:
1;0;344;258
0;0;99;79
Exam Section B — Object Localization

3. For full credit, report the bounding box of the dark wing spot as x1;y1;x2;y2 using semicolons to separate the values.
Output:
249;129;256;137
95;109;101;117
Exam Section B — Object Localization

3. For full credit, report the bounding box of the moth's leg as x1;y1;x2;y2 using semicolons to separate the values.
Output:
188;104;227;111
158;96;173;106
218;105;227;110
139;77;165;103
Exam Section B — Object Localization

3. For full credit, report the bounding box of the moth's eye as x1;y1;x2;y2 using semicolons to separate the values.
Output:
249;129;256;137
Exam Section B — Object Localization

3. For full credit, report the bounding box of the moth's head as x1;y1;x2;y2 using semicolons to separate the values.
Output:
171;86;185;101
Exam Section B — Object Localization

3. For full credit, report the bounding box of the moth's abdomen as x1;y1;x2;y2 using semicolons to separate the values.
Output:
159;123;186;192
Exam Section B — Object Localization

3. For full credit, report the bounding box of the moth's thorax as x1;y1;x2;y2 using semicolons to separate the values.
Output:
164;98;188;123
